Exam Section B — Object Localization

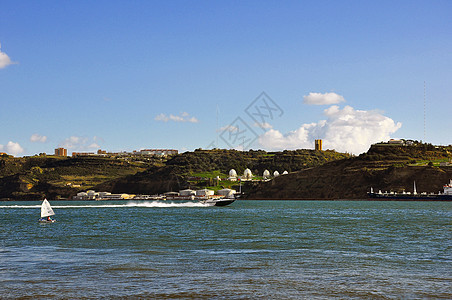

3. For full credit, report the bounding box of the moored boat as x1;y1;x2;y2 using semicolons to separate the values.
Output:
368;180;452;200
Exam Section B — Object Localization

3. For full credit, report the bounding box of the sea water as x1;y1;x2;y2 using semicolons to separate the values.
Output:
0;200;451;299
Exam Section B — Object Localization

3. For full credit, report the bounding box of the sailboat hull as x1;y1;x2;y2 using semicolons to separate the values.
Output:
39;199;56;223
38;218;56;223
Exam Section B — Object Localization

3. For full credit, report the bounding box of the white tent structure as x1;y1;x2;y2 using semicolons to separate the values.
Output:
228;169;238;181
243;168;253;180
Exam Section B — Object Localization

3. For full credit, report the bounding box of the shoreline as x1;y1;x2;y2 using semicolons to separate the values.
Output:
2;198;452;202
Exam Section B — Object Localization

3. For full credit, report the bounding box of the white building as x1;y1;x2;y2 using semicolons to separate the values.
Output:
242;168;253;180
228;169;238;181
196;189;214;196
179;189;196;196
217;188;236;198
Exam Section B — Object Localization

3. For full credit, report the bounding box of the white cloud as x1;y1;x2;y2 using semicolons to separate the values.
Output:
218;125;239;133
187;117;199;123
0;141;24;156
59;136;101;151
154;113;169;122
303;92;345;105
0;43;16;69
254;122;273;129
30;133;47;143
259;105;402;154
155;112;199;123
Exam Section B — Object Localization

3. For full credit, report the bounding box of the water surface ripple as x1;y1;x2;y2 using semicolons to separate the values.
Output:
1;200;451;299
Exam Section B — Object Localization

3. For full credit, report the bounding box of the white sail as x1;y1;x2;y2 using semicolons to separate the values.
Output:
41;199;55;218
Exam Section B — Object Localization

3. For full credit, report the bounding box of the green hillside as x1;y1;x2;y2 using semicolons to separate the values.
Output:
0;149;350;200
245;143;452;199
0;155;157;200
95;148;351;195
2;143;449;200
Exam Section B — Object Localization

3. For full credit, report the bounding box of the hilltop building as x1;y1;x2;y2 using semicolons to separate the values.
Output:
138;149;178;156
375;139;418;147
388;139;404;145
72;152;95;157
315;139;322;151
54;148;67;156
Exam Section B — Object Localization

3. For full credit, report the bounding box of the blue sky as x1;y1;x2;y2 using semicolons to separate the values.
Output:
1;0;451;156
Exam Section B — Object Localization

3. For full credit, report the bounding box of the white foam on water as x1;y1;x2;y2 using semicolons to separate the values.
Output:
0;205;41;208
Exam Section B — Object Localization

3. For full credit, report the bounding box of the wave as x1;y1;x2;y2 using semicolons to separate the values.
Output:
0;201;209;209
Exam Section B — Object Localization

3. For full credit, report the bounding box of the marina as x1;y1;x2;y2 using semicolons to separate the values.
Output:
368;180;452;200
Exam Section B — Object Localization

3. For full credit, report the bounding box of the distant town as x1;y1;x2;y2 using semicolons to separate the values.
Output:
52;148;178;158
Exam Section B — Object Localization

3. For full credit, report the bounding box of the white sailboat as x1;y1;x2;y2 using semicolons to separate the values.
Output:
38;199;56;223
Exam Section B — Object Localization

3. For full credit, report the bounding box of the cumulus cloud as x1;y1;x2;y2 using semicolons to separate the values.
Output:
59;136;101;151
259;105;402;154
0;141;24;156
30;133;47;143
303;92;345;105
0;43;16;69
155;112;199;123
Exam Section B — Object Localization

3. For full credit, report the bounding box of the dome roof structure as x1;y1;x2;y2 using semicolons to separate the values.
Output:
273;171;280;177
282;170;288;175
243;168;253;180
263;170;270;178
229;169;237;177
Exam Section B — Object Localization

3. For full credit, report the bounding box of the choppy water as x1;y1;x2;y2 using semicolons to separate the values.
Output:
1;200;451;299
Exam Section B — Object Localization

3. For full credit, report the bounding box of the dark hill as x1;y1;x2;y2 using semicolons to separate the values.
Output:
0;155;154;200
0;149;350;200
2;144;450;200
95;149;350;195
245;144;452;199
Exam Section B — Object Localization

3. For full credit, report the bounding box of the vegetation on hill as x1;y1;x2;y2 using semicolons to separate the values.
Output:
95;149;350;195
0;155;158;200
1;143;450;200
0;149;350;200
245;144;452;199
